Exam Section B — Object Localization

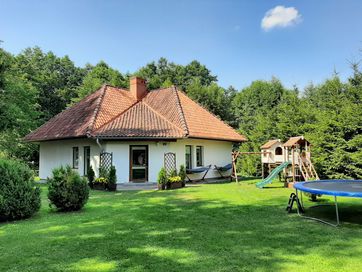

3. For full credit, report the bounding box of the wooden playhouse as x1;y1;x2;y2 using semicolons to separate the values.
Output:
261;136;319;186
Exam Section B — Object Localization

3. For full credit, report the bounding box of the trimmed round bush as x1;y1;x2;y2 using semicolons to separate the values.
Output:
48;165;89;211
0;159;41;221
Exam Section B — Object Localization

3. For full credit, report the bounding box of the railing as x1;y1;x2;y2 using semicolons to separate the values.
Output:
297;155;319;181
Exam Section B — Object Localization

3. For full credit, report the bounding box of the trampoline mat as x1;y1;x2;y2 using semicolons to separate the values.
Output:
295;180;362;197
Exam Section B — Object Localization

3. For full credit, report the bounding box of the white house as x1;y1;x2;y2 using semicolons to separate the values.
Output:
25;77;246;183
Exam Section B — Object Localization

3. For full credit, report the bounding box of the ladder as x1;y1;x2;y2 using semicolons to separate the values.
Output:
298;155;319;181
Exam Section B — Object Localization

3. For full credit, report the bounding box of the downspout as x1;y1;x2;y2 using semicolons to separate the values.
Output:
96;137;104;153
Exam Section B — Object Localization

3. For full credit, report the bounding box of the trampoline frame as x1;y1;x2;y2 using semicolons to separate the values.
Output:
294;180;362;227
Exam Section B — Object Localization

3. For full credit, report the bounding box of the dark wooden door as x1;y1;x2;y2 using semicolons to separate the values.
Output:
130;145;148;182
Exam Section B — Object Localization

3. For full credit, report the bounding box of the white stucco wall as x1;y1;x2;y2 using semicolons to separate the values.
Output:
104;138;233;183
39;139;101;179
169;139;233;181
104;141;169;184
39;138;233;183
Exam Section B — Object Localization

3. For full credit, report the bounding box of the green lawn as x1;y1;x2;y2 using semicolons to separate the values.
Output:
1;180;362;272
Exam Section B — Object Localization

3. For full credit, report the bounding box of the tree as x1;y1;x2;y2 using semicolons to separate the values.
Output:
13;47;84;121
75;61;127;101
0;49;40;160
135;58;217;91
187;79;232;122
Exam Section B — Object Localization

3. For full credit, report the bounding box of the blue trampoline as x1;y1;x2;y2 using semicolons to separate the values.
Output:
293;180;362;226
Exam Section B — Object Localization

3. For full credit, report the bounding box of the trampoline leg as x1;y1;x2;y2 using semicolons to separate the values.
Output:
335;196;340;226
294;190;339;227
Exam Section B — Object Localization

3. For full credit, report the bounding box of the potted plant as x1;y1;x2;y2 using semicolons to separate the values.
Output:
166;169;177;190
93;177;108;190
179;165;186;187
157;167;167;190
107;166;117;191
168;175;183;189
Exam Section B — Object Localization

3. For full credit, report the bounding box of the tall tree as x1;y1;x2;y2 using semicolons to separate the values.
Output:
135;58;217;91
0;49;39;160
14;47;84;121
75;61;127;101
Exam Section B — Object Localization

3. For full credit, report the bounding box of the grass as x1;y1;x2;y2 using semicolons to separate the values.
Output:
1;180;362;272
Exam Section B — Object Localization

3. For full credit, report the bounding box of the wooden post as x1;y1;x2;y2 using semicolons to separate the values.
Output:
292;147;295;182
232;151;239;184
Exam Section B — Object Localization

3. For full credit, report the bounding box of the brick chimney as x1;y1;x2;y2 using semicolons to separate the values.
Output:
130;77;147;100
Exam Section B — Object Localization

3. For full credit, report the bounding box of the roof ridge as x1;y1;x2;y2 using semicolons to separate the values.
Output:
86;84;108;136
141;100;185;135
103;84;129;92
172;86;189;136
177;90;246;140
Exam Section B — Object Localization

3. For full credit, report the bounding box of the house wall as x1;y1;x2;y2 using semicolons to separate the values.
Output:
104;141;169;184
39;139;101;179
104;138;233;183
39;138;234;183
170;139;233;181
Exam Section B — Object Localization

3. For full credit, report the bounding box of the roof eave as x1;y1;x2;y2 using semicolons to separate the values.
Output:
23;135;89;143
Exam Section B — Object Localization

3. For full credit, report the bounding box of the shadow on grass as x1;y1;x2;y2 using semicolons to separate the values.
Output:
1;184;362;271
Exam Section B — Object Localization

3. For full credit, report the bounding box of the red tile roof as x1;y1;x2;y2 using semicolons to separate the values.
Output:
24;85;246;142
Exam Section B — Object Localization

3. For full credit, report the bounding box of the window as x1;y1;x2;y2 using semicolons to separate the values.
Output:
83;146;90;175
72;147;79;169
275;147;283;155
185;145;192;169
196;146;204;167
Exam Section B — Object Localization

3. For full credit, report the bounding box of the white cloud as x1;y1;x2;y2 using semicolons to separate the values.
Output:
261;6;302;31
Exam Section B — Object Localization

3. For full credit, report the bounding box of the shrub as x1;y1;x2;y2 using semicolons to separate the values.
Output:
179;165;186;181
157;167;168;184
0;159;41;221
108;166;117;185
47;165;89;212
99;166;109;179
87;165;95;186
168;176;182;183
94;177;108;184
170;169;178;177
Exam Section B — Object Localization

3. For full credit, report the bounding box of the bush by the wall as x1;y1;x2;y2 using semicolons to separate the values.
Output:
179;165;186;181
0;159;41;221
87;166;95;187
47;165;89;211
107;166;117;191
99;166;109;179
157;167;168;184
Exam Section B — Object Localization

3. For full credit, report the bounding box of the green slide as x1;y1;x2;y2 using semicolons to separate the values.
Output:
256;161;290;188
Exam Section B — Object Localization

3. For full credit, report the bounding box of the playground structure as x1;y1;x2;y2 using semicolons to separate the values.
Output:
232;136;319;188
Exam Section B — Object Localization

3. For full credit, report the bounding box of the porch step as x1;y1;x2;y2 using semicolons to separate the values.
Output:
116;182;158;191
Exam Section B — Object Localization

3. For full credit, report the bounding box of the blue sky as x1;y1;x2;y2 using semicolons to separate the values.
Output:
1;0;362;90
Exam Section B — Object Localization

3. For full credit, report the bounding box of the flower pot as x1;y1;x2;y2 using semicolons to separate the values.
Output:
93;183;106;190
165;182;172;190
107;183;117;191
158;183;166;190
170;181;183;189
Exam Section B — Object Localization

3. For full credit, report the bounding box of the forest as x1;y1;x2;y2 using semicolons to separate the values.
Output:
0;46;361;179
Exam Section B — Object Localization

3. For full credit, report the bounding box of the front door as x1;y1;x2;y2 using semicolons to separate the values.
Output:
130;145;148;182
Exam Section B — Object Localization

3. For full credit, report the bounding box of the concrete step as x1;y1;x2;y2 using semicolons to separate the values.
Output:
116;182;158;191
